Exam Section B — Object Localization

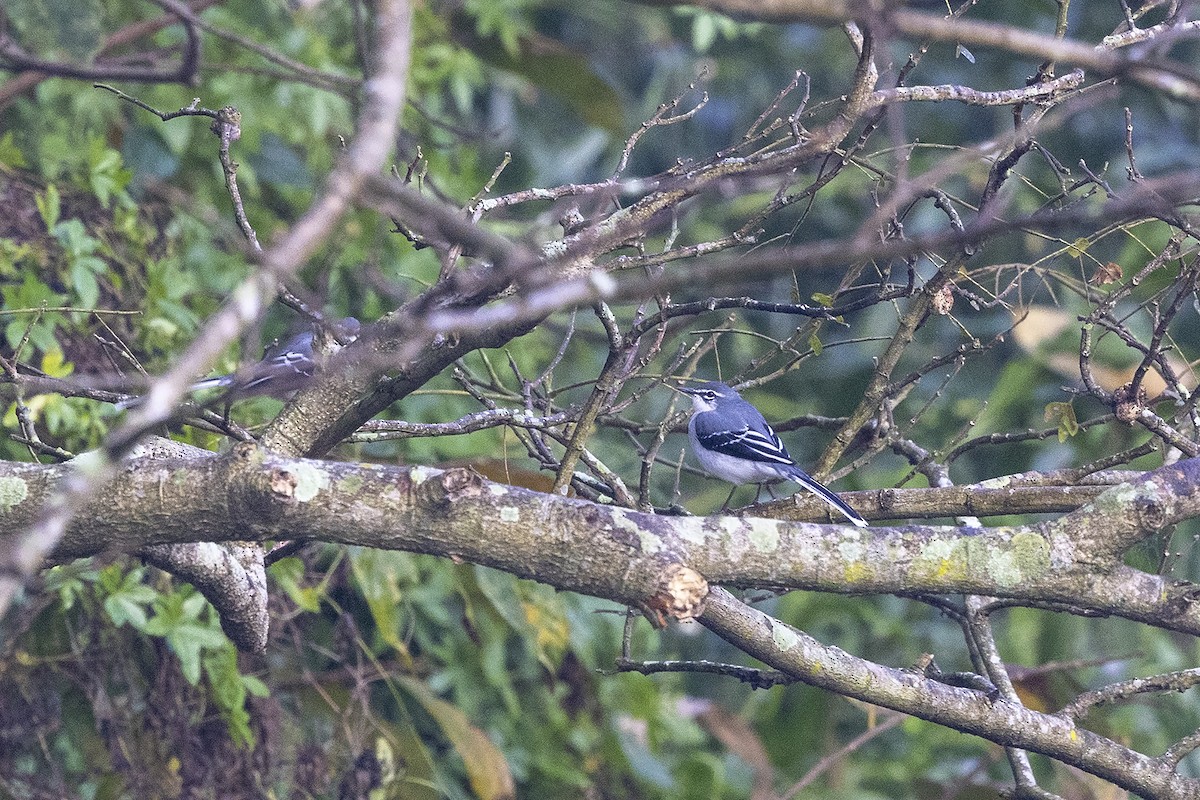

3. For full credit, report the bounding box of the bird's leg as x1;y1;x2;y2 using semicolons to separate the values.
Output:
719;484;739;513
765;482;779;500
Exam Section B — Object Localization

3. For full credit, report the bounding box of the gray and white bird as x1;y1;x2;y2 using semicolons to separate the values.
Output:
116;316;360;410
678;381;868;527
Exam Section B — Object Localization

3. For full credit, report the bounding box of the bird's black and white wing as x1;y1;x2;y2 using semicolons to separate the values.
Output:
692;413;795;467
232;331;317;396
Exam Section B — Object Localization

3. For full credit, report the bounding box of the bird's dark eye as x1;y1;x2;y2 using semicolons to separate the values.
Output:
702;391;716;400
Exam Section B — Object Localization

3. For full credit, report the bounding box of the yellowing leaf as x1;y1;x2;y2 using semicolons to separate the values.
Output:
395;676;515;800
1091;261;1123;286
1044;401;1079;441
521;593;570;671
41;348;74;378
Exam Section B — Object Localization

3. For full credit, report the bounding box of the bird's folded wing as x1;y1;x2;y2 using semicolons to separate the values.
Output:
695;424;793;465
236;346;315;394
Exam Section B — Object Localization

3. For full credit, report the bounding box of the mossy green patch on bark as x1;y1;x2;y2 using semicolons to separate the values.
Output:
292;463;331;502
336;474;364;494
747;520;780;552
0;476;28;512
910;538;970;584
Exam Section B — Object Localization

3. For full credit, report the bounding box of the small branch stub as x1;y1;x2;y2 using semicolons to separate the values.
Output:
932;283;955;315
211;105;242;143
1114;382;1147;423
270;468;298;501
643;563;709;627
440;467;484;501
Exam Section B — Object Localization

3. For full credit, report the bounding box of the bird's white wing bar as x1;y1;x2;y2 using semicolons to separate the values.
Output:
697;425;793;466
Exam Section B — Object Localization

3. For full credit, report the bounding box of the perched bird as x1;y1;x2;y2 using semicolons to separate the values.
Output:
116;316;360;410
678;381;868;527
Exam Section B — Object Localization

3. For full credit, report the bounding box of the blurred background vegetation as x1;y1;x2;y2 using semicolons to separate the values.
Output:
1;0;1198;797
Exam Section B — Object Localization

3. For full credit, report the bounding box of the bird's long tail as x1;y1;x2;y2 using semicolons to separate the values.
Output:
113;376;231;411
785;467;868;527
187;376;230;393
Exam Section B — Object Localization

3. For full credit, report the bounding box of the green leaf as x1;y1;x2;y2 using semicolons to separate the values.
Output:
99;566;158;630
0;132;28;168
692;13;717;52
269;556;323;612
97;563;136;592
203;644;260;748
474;566;569;672
43;563;93;610
103;589;154;629
91;148;120;173
51;219;98;257
809;332;823;357
70;261;99;308
87;144;132;209
1044;401;1080;442
36;184;60;230
143;590;229;685
242;675;269;698
349;548;418;660
811;292;835;307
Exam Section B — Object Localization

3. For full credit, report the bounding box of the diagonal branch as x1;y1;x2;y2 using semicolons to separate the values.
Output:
698;588;1198;800
4;455;1200;791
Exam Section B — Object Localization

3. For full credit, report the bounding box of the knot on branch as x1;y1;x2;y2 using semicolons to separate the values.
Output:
932;283;955;315
415;466;482;509
642;563;708;628
1113;382;1147;424
1134;495;1167;532
441;467;483;500
269;468;298;502
230;441;260;464
878;487;899;512
210;105;242;143
226;446;326;523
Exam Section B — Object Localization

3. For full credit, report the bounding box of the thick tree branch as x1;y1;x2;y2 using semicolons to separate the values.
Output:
3;455;1200;634
758;483;1110;520
698;589;1199;800
4;456;1200;792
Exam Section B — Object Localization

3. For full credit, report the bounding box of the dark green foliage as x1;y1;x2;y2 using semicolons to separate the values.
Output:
2;0;1200;797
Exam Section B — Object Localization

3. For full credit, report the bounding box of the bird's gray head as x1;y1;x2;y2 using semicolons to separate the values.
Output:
334;316;361;344
678;381;738;413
